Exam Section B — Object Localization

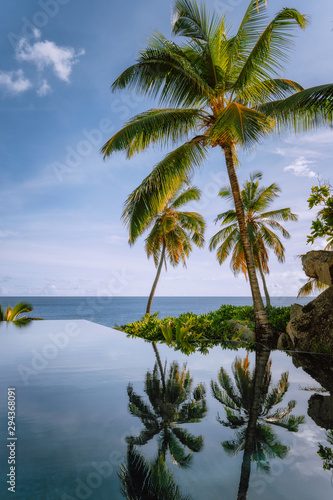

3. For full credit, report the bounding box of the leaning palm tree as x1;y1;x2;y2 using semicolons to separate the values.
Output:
126;361;207;468
102;0;333;340
0;301;37;325
211;352;305;498
125;184;205;315
209;172;298;306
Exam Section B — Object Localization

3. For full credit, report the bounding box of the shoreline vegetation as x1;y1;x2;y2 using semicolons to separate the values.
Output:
118;304;291;354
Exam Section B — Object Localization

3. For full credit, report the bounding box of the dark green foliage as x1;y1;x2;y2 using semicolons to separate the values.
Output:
307;185;333;247
118;304;291;352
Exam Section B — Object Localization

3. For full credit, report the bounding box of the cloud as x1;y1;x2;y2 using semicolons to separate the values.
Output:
37;79;52;97
0;69;32;95
15;30;85;82
284;157;318;178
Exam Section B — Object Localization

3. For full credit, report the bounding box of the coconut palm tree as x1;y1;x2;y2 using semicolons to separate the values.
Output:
102;0;333;340
209;172;298;306
211;351;305;498
125;184;205;315
297;276;328;298
126;360;207;468
118;444;192;500
0;301;37;326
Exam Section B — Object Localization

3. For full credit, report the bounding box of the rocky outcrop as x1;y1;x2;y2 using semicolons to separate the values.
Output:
302;250;333;286
292;351;333;430
286;286;333;352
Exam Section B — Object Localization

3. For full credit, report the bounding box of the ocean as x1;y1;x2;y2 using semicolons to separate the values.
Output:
0;296;311;329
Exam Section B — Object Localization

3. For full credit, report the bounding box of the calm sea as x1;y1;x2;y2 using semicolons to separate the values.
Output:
0;296;311;329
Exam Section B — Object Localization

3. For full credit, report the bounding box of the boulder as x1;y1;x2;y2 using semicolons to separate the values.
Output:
287;286;333;352
308;393;333;430
227;320;254;342
302;250;333;286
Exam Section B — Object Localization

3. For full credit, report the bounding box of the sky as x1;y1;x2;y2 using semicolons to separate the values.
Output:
0;0;332;298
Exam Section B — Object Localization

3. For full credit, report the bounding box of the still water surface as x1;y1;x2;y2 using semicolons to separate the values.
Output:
0;320;331;499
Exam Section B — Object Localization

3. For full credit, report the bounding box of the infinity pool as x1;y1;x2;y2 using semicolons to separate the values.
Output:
0;320;332;499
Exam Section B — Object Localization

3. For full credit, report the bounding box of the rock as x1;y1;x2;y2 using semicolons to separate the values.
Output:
291;350;333;430
287;286;333;352
277;332;292;350
302;250;333;286
227;320;255;342
308;393;333;430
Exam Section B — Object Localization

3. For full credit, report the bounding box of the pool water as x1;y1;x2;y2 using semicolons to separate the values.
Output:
0;320;332;499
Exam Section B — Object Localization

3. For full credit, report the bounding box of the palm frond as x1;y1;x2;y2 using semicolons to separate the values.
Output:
234;8;307;93
209;103;274;149
258;83;333;131
101;108;204;159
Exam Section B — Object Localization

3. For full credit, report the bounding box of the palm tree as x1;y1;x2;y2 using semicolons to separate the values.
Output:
209;172;298;307
126;360;207;467
125;184;205;315
118;444;192;500
211;351;305;498
0;301;37;325
101;0;333;340
297;276;328;298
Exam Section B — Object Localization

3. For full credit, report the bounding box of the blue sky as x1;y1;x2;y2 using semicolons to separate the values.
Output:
0;0;332;297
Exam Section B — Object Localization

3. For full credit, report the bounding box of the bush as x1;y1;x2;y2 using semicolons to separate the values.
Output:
118;304;291;353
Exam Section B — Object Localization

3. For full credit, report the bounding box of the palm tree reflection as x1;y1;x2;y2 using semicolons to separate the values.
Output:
118;444;192;500
126;360;207;467
211;349;305;499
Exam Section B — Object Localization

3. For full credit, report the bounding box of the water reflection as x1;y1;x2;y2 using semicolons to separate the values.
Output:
292;351;333;482
119;342;207;498
119;444;192;500
211;349;305;499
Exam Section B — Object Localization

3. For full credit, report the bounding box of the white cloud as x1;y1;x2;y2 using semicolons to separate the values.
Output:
16;33;85;82
284;157;318;178
37;79;52;97
0;69;32;94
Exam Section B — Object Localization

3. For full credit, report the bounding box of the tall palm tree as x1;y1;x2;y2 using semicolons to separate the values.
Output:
209;172;298;306
126;360;207;468
211;351;305;499
119;444;192;500
102;0;333;340
125;184;205;315
0;301;37;326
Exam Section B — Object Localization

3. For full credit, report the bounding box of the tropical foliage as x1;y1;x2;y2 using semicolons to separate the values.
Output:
123;184;205;314
102;0;333;339
307;184;333;248
210;172;297;306
0;301;37;326
125;361;207;467
211;354;305;471
119;305;291;353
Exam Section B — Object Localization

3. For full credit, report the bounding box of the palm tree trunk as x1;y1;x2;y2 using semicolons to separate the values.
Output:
222;146;272;342
237;349;271;500
146;242;166;315
152;342;166;394
258;260;271;308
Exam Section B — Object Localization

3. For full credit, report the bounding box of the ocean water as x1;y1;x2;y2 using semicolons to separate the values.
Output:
0;296;311;328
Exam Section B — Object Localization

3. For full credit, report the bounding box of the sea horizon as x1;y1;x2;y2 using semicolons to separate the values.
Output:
0;295;313;329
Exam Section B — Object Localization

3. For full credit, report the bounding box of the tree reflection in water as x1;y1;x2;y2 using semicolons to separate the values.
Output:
119;343;207;499
118;444;192;500
211;349;305;500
